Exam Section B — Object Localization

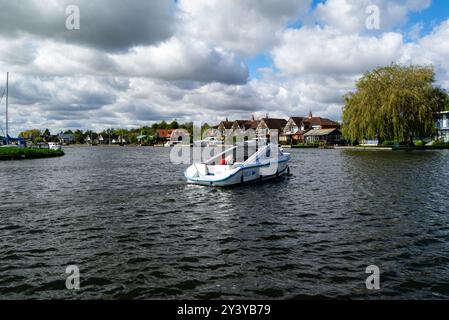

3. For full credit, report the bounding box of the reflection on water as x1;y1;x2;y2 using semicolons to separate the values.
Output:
0;147;449;299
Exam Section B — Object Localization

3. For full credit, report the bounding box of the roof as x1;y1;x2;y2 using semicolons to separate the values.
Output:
290;117;306;125
304;128;340;137
261;118;287;130
219;121;234;129
303;117;340;127
156;129;175;139
234;120;260;130
58;133;74;139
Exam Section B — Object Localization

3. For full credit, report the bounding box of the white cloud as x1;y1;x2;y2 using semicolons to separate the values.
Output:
112;37;248;84
400;19;449;88
315;0;431;33
178;0;312;56
0;35;248;85
273;26;404;76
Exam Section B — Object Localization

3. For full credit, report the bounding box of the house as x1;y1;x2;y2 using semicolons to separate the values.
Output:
217;118;234;135
232;117;261;134
85;133;99;145
280;117;306;145
155;129;175;143
301;112;341;131
436;111;449;142
256;118;288;138
112;136;126;145
170;129;190;142
58;132;75;144
280;113;341;145
98;134;117;145
304;128;343;145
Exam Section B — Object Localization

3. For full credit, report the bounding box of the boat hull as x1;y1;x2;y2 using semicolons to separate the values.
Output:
185;160;290;187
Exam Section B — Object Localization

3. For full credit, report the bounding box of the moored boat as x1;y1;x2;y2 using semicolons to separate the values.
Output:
48;142;62;150
193;137;223;147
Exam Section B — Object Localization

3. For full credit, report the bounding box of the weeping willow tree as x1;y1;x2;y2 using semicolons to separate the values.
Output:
342;64;448;146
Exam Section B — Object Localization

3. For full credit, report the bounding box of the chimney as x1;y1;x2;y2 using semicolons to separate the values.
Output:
226;117;229;122
265;113;269;119
308;111;313;119
252;114;255;121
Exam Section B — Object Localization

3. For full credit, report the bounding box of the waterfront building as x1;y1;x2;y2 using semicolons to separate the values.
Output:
280;113;341;145
232;117;260;135
98;134;120;145
280;117;307;145
256;118;288;139
112;136;127;145
58;132;75;144
170;129;190;142
436;111;449;142
155;129;175;143
217;118;234;136
304;128;343;145
85;133;99;145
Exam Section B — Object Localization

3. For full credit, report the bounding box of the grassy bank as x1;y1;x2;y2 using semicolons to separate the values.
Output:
0;147;65;161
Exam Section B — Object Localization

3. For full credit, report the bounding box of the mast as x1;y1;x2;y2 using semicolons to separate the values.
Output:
5;72;8;145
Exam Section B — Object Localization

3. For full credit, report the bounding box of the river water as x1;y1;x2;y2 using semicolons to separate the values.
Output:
1;146;449;299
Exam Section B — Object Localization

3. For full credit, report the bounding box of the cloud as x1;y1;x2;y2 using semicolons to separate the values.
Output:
112;37;248;84
400;19;449;87
273;26;404;76
315;0;431;33
0;0;175;51
0;35;248;85
178;0;312;56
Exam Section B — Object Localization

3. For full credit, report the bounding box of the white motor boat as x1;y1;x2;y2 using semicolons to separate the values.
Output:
48;142;62;150
194;137;223;147
164;140;181;147
185;143;291;187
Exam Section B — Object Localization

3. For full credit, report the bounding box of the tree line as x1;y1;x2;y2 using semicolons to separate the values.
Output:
18;120;211;145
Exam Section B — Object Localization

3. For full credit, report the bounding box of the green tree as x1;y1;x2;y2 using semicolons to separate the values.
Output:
342;64;448;146
74;130;84;144
19;129;41;140
169;120;180;129
43;129;51;141
34;137;44;144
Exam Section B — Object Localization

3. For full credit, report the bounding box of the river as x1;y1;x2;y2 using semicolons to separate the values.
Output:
1;146;448;299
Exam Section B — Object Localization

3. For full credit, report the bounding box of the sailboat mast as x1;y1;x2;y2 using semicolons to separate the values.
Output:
5;72;8;145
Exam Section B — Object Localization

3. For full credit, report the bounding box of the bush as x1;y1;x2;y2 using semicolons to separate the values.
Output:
381;140;407;147
414;140;425;147
318;141;327;147
381;140;395;147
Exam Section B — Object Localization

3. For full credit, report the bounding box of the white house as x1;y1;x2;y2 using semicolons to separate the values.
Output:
436;111;449;142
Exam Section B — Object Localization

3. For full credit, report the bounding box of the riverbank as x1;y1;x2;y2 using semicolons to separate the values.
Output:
336;145;449;151
0;147;65;161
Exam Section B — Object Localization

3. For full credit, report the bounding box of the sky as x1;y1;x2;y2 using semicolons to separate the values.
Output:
0;0;449;136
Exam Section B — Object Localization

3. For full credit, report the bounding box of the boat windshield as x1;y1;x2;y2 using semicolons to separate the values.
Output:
204;143;281;166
